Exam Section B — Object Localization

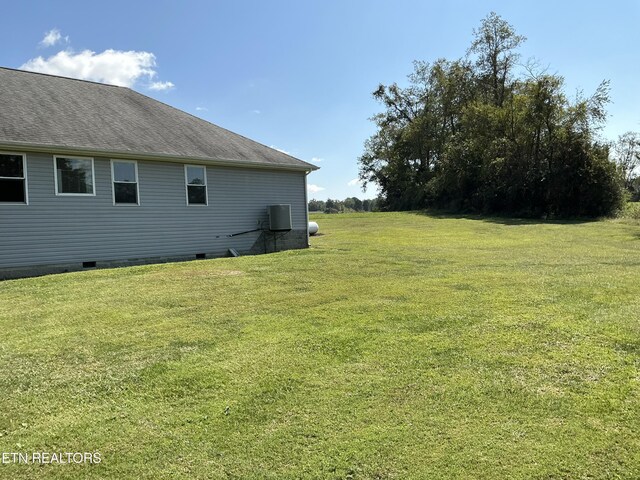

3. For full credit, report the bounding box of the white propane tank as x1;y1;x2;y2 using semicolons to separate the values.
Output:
308;221;319;236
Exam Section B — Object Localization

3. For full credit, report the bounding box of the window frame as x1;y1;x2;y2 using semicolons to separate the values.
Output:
184;164;208;206
53;155;96;196
110;159;140;206
0;151;28;205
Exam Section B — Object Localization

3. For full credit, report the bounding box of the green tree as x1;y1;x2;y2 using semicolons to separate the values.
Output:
359;12;624;217
343;197;363;212
468;11;525;107
324;198;342;214
612;131;640;190
308;199;326;212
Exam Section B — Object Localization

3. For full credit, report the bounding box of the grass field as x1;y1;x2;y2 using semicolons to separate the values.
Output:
1;212;639;479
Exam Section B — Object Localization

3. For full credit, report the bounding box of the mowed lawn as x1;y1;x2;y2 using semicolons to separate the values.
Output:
1;213;640;479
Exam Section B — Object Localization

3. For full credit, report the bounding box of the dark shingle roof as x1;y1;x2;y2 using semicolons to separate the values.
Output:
0;67;317;171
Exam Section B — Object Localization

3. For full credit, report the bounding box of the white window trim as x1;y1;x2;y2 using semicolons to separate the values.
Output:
110;159;140;206
53;155;96;196
0;151;28;205
184;164;208;206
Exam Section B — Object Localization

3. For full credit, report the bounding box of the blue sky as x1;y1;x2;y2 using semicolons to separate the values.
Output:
2;1;639;200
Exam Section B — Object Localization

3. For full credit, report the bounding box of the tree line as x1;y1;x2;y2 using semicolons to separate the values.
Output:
358;12;635;217
614;132;640;201
308;197;379;213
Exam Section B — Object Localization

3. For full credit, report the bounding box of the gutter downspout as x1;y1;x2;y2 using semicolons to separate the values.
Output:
304;171;310;247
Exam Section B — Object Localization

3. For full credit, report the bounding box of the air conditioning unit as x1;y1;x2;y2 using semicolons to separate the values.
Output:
268;204;292;231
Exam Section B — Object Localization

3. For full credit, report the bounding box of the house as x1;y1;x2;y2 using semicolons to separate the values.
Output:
0;67;318;279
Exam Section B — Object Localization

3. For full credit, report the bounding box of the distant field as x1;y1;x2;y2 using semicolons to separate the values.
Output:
1;212;639;479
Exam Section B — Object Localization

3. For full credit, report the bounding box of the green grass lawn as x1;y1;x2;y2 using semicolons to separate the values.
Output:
1;212;639;479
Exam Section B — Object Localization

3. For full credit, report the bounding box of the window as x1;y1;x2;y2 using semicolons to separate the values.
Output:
185;165;207;205
0;153;27;204
111;160;139;205
54;156;95;195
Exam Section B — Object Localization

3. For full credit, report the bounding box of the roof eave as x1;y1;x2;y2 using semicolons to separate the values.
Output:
0;141;320;172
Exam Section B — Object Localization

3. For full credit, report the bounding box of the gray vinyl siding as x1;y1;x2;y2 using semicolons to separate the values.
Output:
0;152;308;269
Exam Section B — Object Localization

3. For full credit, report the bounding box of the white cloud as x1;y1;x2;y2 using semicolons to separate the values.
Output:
40;29;67;47
269;145;290;155
149;81;175;91
307;184;325;193
20;49;173;89
195;106;208;111
252;109;261;114
310;157;323;163
348;178;363;187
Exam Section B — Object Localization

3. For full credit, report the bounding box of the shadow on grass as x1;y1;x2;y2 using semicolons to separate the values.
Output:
408;209;600;226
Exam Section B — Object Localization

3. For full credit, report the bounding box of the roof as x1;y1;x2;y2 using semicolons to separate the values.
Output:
0;67;317;172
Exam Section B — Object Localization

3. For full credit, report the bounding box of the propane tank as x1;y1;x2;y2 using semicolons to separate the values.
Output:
308;221;319;235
